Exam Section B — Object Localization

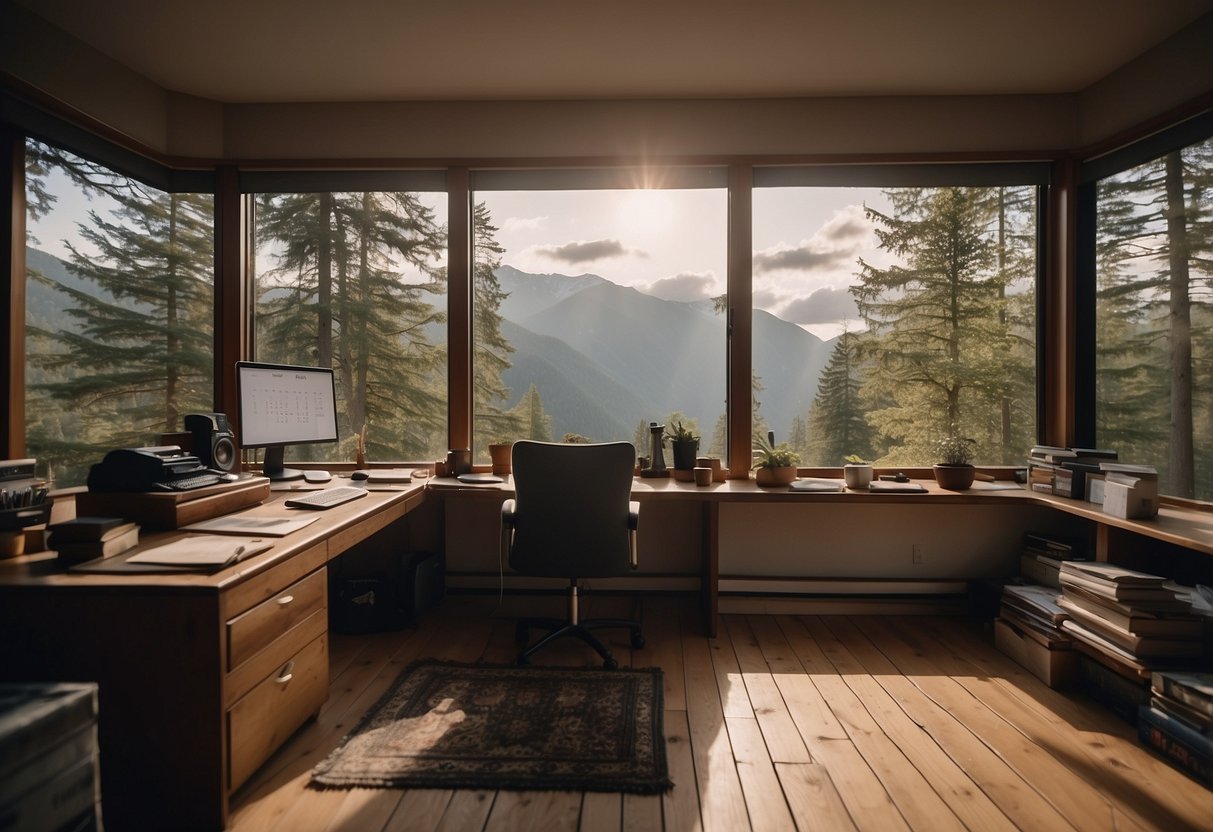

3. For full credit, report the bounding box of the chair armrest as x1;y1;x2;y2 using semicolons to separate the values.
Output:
500;499;517;562
628;501;639;569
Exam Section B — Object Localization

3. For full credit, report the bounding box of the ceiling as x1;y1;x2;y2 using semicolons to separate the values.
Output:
15;0;1213;104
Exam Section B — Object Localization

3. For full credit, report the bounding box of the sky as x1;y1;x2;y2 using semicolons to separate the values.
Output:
30;164;894;341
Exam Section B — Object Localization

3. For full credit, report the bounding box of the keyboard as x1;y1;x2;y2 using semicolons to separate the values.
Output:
283;485;368;510
157;472;224;491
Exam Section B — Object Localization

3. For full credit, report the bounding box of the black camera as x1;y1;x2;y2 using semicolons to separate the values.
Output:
183;412;237;472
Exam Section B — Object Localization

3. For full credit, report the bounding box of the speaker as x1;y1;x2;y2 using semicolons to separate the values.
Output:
184;412;236;472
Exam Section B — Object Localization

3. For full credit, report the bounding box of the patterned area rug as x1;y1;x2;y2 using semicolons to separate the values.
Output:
311;661;671;794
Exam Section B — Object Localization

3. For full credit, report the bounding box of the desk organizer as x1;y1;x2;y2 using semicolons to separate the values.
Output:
76;477;269;529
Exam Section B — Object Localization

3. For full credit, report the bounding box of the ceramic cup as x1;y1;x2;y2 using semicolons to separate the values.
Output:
693;466;713;486
844;463;874;489
434;459;450;477
447;448;472;475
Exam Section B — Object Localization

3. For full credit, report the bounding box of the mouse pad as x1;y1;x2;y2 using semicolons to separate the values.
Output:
456;473;504;484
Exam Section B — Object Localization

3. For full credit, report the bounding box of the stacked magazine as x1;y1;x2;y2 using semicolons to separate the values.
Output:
1057;562;1202;667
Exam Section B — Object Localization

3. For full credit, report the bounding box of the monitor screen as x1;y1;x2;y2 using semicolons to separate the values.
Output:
236;362;338;480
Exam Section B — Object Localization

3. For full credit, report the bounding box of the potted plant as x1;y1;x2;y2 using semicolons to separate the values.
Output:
487;440;513;476
664;421;700;471
933;434;976;490
752;434;800;487
842;454;874;489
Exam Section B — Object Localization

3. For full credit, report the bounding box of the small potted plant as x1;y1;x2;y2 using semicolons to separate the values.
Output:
752;434;801;487
843;454;874;489
933;434;976;490
664;421;700;471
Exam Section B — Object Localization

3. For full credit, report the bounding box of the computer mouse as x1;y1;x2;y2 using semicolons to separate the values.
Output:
349;470;370;481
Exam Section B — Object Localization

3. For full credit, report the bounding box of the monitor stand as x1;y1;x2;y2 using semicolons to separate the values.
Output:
261;446;304;482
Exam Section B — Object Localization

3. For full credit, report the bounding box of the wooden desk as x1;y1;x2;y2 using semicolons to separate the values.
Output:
0;484;425;832
429;476;1213;637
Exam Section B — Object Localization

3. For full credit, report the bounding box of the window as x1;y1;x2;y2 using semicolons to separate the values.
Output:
24;139;215;487
249;178;448;464
753;171;1041;467
1093;134;1213;501
470;170;728;463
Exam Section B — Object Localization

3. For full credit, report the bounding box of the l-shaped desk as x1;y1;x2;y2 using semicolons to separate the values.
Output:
1;475;1210;830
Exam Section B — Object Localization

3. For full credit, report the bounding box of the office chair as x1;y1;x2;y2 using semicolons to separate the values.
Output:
500;440;643;669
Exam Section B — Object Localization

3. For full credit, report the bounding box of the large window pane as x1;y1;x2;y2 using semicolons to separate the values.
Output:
471;185;727;463
251;190;448;464
753;184;1038;466
24;140;215;487
1095;137;1213;500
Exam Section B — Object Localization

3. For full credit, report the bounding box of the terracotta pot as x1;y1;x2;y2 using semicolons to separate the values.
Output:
754;466;797;487
488;443;512;476
933;463;975;490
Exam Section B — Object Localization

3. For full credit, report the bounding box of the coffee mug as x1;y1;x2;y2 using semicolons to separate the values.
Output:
447;448;472;475
693;466;713;486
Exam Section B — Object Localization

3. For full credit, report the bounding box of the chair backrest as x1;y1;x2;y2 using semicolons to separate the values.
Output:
508;440;636;579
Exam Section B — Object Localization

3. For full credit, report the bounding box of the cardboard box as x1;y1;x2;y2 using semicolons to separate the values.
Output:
995;618;1078;689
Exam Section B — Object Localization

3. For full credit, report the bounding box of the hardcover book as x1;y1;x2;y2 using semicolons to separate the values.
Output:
1138;704;1213;786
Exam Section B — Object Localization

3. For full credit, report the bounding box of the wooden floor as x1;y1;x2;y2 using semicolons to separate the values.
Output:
228;595;1213;831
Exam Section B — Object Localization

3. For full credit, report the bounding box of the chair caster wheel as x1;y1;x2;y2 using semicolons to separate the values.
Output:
516;654;531;666
603;657;619;670
630;633;646;649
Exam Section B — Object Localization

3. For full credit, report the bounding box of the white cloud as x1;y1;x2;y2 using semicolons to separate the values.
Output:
642;271;719;302
532;238;633;265
752;204;871;275
779;286;859;324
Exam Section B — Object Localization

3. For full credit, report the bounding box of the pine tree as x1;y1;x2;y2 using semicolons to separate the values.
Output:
27;149;214;478
806;329;877;465
853;187;1015;464
471;202;523;455
1095;139;1213;498
255;190;447;460
508;383;552;441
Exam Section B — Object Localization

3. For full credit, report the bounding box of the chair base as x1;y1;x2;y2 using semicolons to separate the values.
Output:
516;617;645;669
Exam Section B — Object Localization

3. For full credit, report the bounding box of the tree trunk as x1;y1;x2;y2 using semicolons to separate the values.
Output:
1164;151;1194;497
317;192;333;369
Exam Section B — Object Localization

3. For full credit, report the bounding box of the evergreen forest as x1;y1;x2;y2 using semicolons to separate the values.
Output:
21;139;1212;501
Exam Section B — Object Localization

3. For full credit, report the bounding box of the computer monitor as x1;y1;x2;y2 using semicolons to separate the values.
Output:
236;361;339;481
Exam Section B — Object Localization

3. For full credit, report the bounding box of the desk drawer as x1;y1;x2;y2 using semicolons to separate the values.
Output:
227;632;328;792
227;568;326;672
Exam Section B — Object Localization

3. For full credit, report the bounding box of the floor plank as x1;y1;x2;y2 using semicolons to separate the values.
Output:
227;600;1213;832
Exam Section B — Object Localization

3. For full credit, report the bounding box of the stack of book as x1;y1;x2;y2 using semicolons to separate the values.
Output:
47;517;140;565
995;582;1077;687
1026;446;1118;499
1058;561;1202;668
1020;531;1085;588
1139;671;1212;785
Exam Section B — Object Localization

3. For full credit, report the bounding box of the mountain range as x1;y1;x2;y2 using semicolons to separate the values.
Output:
24;249;837;442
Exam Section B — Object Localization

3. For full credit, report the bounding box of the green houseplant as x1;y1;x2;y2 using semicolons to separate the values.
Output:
664;421;700;471
752;434;800;487
933;434;976;490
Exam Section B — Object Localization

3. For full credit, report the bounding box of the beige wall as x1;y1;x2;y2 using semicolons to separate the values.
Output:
4;2;1209;162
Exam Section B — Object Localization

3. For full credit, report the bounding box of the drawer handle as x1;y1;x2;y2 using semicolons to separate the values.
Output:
277;595;295;606
276;661;295;685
